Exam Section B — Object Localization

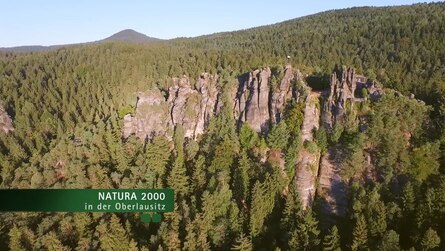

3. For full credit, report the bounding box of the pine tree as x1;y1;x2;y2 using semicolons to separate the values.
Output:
377;230;400;251
41;231;70;251
145;135;170;188
420;228;440;250
231;233;253;251
323;226;341;251
8;225;25;251
96;215;130;251
168;125;189;197
351;215;368;251
184;221;198;251
296;210;321;250
250;177;275;237
267;121;289;150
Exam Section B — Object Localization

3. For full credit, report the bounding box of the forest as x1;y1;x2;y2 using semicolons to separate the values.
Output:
0;2;444;250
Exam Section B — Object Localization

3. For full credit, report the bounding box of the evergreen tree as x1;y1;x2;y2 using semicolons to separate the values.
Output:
168;125;189;197
8;225;25;251
351;215;368;251
377;230;400;251
420;228;440;251
323;226;341;251
231;233;253;251
267;121;289;150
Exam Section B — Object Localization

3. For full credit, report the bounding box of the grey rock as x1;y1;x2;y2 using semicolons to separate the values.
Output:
123;89;169;140
0;100;14;134
123;73;219;140
195;73;218;138
168;76;201;138
236;67;272;133
271;65;294;124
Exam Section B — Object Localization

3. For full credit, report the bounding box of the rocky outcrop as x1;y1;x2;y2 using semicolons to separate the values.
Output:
234;65;302;133
322;66;383;130
323;66;357;128
195;73;218;137
123;89;169;140
168;76;201;138
0;100;14;134
271;65;294;124
235;67;272;133
297;90;321;208
318;147;347;218
317;66;384;218
123;73;218;140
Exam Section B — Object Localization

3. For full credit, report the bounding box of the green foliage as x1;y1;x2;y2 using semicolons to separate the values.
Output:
330;124;344;144
315;127;328;154
267;121;289;150
351;215;368;251
118;105;134;119
323;226;341;251
250;174;279;238
284;100;305;137
377;230;400;251
368;93;429;183
420;228;440;250
168;125;189;197
304;140;318;154
231;233;253;251
409;143;440;182
239;123;259;150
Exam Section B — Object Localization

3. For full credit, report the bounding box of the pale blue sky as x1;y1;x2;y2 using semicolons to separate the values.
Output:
0;0;437;47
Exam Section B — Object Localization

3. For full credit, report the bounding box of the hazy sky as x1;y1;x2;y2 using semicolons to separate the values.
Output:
0;0;437;47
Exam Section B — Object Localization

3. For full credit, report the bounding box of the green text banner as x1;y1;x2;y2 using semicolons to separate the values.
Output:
0;189;174;212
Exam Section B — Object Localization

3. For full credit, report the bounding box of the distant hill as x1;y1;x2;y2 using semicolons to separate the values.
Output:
0;29;160;52
100;29;160;43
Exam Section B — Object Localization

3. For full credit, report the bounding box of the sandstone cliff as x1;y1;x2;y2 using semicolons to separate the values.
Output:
125;65;305;140
123;73;218;140
123;89;169;140
0;100;14;134
322;66;383;130
234;65;301;133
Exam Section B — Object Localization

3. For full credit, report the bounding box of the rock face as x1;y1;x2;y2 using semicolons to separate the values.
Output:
322;66;383;129
125;65;304;139
323;66;357;128
123;73;218;140
195;73;219;137
168;76;201;138
123;89;169;140
297;90;321;208
318;147;347;219
235;67;272;133
234;65;300;133
0;100;14;134
271;65;295;124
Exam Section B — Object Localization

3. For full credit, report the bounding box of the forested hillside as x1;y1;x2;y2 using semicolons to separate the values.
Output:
0;2;444;250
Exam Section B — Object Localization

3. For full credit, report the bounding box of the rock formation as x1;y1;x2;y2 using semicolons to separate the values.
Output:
123;89;169;140
125;65;305;139
167;76;201;138
322;66;383;130
235;67;272;133
195;73;219;137
270;65;295;124
123;73;218;140
318;66;383;217
0;100;14;134
234;65;301;133
297;89;321;208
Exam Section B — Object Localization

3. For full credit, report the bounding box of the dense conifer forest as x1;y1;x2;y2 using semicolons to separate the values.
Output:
0;2;444;250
